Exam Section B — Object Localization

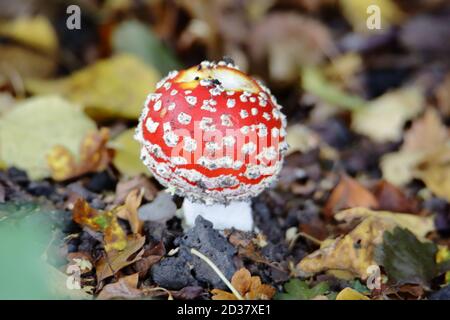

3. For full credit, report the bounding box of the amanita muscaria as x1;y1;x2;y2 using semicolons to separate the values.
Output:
135;60;288;231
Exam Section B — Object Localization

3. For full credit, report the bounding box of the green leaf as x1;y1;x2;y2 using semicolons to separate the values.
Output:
276;278;330;300
0;95;96;180
112;20;181;75
350;280;370;295
301;66;365;111
375;227;438;288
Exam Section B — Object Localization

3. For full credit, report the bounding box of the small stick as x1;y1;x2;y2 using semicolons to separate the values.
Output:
190;248;244;300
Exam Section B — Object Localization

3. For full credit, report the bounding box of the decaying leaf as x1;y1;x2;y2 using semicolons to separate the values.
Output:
211;268;275;300
276;278;330;300
115;189;144;234
0;95;96;180
96;234;146;282
324;175;378;218
414;145;450;202
297;216;393;279
72;198;127;252
335;207;434;239
47;128;113;181
114;175;157;205
26;54;160;119
375;227;438;288
335;287;370;300
111;128;150;177
352;87;424;143
381;108;449;186
97;273;142;300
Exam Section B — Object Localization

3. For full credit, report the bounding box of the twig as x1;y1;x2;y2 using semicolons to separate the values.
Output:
190;248;244;300
289;232;323;250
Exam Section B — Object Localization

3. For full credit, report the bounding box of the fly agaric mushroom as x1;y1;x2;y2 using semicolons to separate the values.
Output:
135;60;288;231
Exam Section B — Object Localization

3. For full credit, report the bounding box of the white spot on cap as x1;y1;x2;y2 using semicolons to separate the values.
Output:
186;96;197;106
271;127;279;138
199;117;216;131
164;131;179;147
257;124;268;137
170;89;178;96
251;108;258;116
250;97;256;103
145;117;159;133
177;112;192;125
154;100;162;111
168;102;176;111
223;136;236;147
262;112;271;121
242;142;256;155
240;110;249;119
183;137;197;152
227;99;236;108
220;114;233;127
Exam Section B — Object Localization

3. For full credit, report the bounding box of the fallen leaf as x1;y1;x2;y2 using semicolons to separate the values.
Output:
48;128;113;181
297;216;395;278
114;175;157;205
352;87;424;143
112;20;181;75
373;180;418;213
375;227;438;288
302;66;365;111
286;124;321;155
96;234;146;282
97;273;142;300
380;150;424;186
414;145;450;202
134;241;165;279
211;268;275;300
111;128;150;177
26;54;160;119
276;278;330;300
72;198;127;252
324;175;378;218
250;13;334;83
0;15;58;54
115;189;144;234
335;207;434;239
335;287;370;300
0;95;96;180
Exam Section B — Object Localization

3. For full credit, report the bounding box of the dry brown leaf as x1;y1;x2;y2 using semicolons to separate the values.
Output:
324;175;378;218
134;241;166;279
114;175;158;205
96;234;145;282
48;128;113;181
97;273;142;300
211;268;276;300
115;189;144;234
373;180;418;213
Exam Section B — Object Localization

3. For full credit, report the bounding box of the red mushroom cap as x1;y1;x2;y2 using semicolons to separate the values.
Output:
135;61;288;204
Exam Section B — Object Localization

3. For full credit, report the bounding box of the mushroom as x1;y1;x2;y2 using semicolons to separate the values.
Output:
135;60;288;231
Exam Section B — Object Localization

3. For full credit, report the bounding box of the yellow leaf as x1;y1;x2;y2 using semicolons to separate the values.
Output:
47;128;113;181
111;128;151;177
0;15;58;54
0;95;96;180
336;287;370;300
352;87;424;143
26;54;160;119
297;216;395;278
335;207;435;239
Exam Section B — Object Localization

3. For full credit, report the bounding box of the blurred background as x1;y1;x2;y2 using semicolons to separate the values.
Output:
0;0;449;299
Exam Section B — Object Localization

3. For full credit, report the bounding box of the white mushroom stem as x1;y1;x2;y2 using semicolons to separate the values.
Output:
182;199;254;231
